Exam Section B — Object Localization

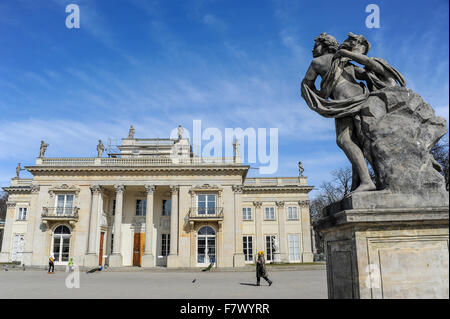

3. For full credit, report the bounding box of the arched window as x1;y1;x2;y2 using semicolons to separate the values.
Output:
198;226;215;236
197;226;216;265
52;225;71;263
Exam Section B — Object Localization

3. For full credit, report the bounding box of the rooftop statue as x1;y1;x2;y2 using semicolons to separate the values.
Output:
298;161;304;176
97;140;105;158
39;140;49;158
128;125;135;139
301;32;447;197
178;125;184;140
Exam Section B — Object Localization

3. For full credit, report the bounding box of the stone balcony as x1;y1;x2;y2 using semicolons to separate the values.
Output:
188;207;224;222
41;207;79;226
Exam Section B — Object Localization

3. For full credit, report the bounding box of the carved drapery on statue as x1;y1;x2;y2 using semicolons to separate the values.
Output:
301;32;448;199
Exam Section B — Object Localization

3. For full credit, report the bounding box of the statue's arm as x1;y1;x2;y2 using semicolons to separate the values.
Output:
336;49;384;75
302;62;319;94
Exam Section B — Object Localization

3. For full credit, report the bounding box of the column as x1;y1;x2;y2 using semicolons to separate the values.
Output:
87;185;101;254
142;185;155;267
276;201;287;262
299;200;313;262
0;202;16;262
253;201;263;253
23;186;40;265
232;185;245;267
167;186;179;267
109;185;124;267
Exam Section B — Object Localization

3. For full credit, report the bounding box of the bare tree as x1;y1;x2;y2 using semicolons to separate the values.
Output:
431;135;449;191
0;191;7;221
310;167;352;256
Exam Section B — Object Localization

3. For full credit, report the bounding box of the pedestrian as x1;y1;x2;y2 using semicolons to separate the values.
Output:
68;257;74;272
48;255;55;274
256;251;272;286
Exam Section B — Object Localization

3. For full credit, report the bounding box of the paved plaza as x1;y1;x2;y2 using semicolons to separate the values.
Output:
0;268;327;299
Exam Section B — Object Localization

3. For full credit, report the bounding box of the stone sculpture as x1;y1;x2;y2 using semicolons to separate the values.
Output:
298;161;304;176
301;32;448;199
128;125;135;139
97;140;105;158
178;125;184;140
39;140;49;158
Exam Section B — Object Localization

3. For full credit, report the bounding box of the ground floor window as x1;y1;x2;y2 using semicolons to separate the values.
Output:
243;236;253;262
288;234;301;261
265;235;276;261
12;234;25;262
52;225;71;263
161;233;170;256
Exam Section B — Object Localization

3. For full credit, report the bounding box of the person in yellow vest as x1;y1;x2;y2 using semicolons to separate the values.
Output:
256;251;272;286
48;255;55;274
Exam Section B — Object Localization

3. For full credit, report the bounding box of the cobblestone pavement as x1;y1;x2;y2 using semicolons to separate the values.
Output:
0;268;327;299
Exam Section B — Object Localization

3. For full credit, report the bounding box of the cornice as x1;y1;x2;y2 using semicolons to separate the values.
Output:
243;185;314;194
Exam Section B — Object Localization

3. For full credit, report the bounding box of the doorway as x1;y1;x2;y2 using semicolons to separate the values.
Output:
197;226;216;266
133;233;145;266
52;225;71;264
99;232;105;266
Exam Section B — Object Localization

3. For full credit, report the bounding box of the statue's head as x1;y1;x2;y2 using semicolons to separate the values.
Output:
341;32;371;55
313;33;339;57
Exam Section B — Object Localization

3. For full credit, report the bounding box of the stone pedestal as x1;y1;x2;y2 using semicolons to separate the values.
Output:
273;252;281;263
141;254;155;267
316;192;449;299
233;253;245;267
108;254;123;267
84;254;99;267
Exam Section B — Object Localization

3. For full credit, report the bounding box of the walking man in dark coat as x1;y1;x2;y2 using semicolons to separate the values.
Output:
256;251;273;286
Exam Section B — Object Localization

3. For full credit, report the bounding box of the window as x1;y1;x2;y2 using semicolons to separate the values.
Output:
264;207;275;220
17;207;27;220
265;235;276;261
162;199;171;216
197;194;216;215
52;225;71;263
243;236;253;262
288;234;301;261
111;234;114;252
56;194;74;215
242;207;252;220
136;199;147;216
287;207;299;220
161;234;170;256
112;200;116;216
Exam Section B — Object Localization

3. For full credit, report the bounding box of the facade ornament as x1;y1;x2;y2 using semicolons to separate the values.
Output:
298;161;304;176
97;140;105;158
39;140;49;158
298;200;310;207
144;185;155;194
169;185;179;194
232;185;243;193
253;201;262;208
114;185;125;193
128;125;135;139
90;184;102;194
275;201;285;208
30;185;40;193
6;201;16;208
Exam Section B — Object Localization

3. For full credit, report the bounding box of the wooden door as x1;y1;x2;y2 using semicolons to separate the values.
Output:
99;232;105;266
133;233;145;266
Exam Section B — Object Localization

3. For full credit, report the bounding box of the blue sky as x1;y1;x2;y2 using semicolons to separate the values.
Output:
0;0;448;197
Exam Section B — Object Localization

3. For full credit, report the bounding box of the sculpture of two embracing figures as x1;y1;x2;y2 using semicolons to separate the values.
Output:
301;32;448;202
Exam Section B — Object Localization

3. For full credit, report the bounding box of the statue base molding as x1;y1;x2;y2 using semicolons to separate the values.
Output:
316;195;449;299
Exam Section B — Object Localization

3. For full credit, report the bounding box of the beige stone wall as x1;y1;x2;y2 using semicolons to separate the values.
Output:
2;171;313;267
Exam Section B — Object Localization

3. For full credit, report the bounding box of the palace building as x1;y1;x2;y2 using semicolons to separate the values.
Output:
0;128;314;268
